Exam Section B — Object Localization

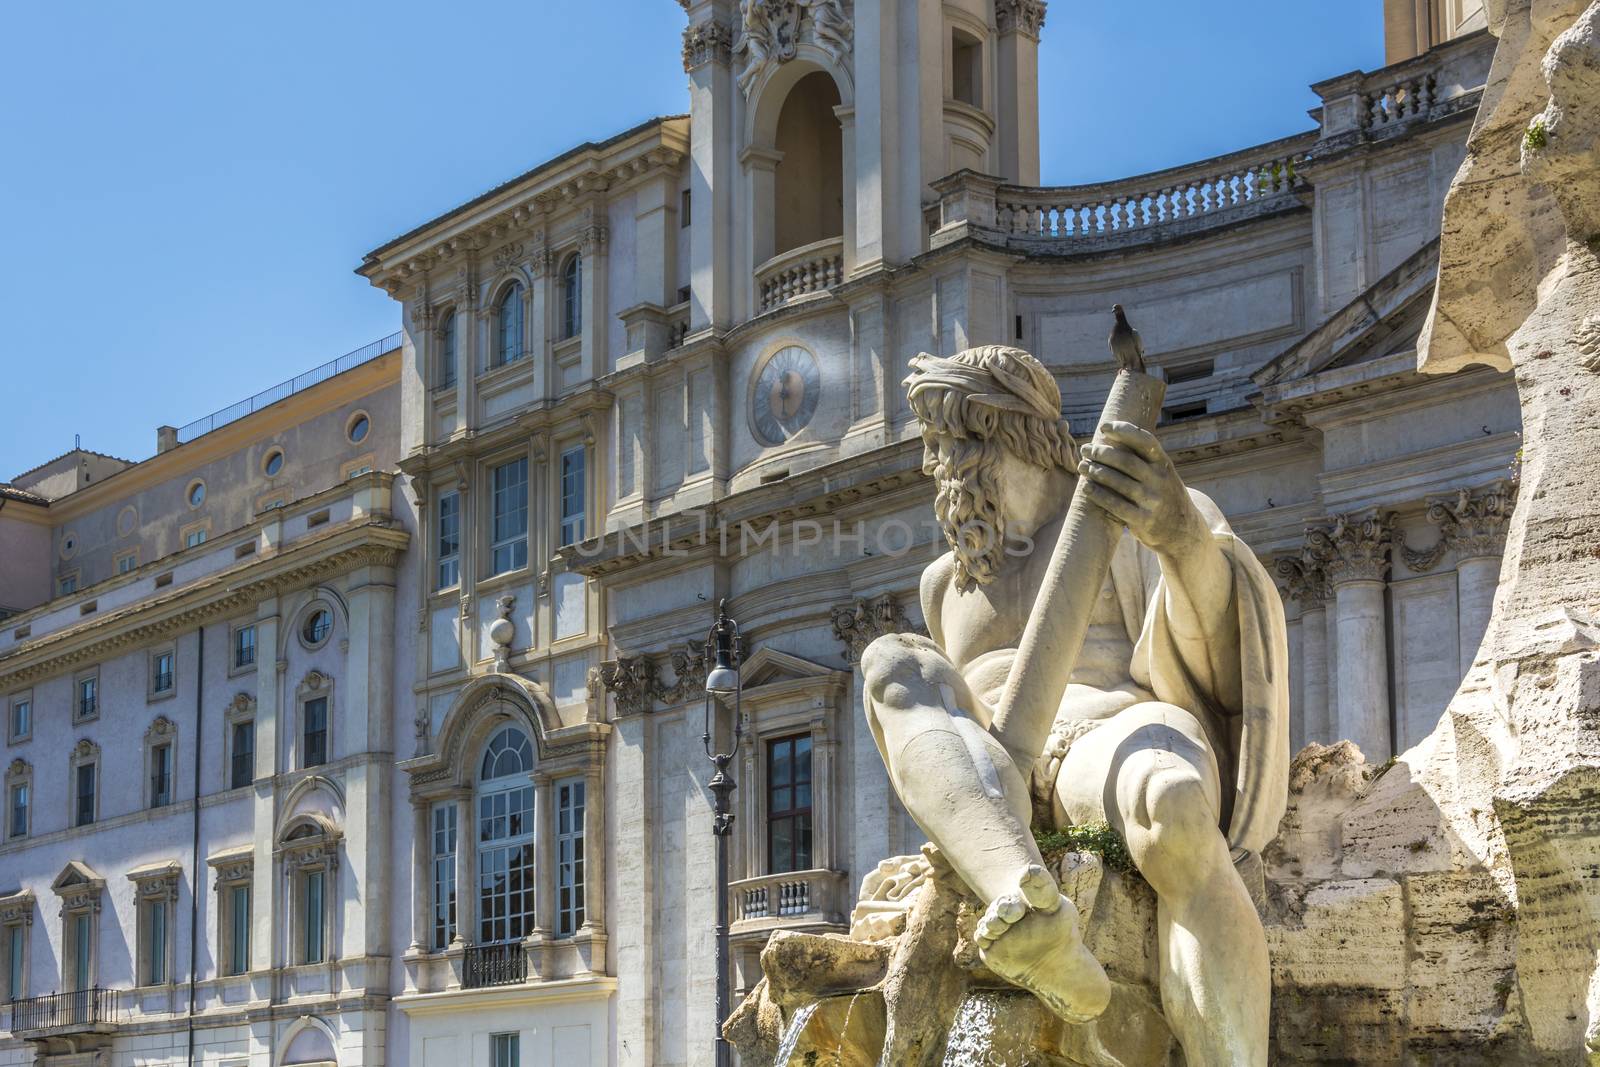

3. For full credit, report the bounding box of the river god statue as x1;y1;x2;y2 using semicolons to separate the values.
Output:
861;319;1289;1065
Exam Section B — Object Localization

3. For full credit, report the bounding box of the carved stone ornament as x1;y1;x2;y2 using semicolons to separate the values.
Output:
1426;480;1519;562
211;858;253;888
410;299;434;329
599;641;708;714
682;19;735;72
5;758;28;782
302;669;330;692
1303;510;1394;585
994;0;1048;39
735;0;853;97
830;593;919;664
228;692;256;716
0;893;34;926
492;242;524;272
1272;555;1331;606
490;595;517;673
128;865;181;901
145;714;176;742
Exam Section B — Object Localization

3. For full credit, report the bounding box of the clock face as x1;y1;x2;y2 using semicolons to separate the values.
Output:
752;345;820;446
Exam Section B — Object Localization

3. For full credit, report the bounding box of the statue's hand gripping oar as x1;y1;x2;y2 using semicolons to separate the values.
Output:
990;306;1167;770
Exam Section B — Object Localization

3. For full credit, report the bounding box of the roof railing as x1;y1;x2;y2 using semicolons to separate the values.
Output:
175;332;402;445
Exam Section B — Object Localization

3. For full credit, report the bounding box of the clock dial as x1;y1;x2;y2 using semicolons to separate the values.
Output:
752;345;820;445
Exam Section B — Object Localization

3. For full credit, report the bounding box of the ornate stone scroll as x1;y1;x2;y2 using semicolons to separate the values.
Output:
598;641;708;714
735;0;853;96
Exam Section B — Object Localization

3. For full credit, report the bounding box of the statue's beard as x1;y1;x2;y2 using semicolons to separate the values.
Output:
930;440;1009;592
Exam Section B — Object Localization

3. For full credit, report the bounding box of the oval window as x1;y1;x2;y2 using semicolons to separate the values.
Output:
264;449;285;477
302;608;332;646
188;481;206;507
348;414;370;443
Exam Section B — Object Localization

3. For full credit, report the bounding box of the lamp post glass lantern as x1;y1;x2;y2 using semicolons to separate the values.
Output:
702;601;744;1067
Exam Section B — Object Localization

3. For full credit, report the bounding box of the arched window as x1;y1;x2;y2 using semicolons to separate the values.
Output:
476;726;534;944
439;310;458;389
496;284;523;366
561;256;582;340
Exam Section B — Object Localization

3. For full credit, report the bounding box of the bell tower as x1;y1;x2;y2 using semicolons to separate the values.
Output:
678;0;1045;324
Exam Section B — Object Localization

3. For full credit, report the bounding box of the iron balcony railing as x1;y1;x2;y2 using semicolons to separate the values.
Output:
176;332;403;445
463;942;526;989
9;988;120;1034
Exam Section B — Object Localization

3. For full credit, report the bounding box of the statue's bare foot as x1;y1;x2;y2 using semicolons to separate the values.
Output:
974;864;1110;1024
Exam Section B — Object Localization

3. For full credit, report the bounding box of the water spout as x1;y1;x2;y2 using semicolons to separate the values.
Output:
773;1002;819;1066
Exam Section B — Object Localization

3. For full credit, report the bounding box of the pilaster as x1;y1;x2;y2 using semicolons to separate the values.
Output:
1306;511;1395;762
993;0;1046;184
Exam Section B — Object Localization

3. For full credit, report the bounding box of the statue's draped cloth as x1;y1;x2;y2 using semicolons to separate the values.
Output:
1100;491;1290;855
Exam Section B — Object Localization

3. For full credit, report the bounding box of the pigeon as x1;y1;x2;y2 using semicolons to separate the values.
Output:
1109;304;1146;373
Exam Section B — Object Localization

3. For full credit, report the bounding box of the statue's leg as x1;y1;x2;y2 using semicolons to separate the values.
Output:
861;633;1110;1022
1055;702;1269;1067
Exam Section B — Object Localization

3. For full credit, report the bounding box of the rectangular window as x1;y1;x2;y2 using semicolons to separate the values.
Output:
437;491;461;589
5;923;23;1001
185;528;207;548
57;575;77;596
228;884;250;976
490;459;529;574
9;784;26;839
150;744;172;808
559;447;586;546
766;735;814;875
75;763;96;827
680;188;692;227
491;1032;520;1067
556;779;586;937
144;900;167;985
76;676;97;721
431;804;458;950
303;697;328;768
234;625;256;669
152;651;174;694
231;721;255;790
70;912;91;990
117;554;137;575
9;698;29;741
303;870;325;963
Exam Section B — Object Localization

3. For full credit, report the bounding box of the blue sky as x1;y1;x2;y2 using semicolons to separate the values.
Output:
0;1;1382;474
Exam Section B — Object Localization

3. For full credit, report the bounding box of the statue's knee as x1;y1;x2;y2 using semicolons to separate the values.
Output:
1137;772;1220;877
861;633;940;712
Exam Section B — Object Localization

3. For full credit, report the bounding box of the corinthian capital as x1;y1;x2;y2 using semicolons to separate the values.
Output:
995;0;1048;39
1273;555;1331;606
682;19;734;72
1428;480;1518;561
1304;510;1394;586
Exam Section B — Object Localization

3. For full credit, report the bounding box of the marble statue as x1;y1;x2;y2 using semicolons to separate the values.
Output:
859;338;1289;1065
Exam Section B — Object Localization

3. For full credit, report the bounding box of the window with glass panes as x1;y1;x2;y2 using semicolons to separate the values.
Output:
231;720;255;789
8;698;26;740
75;763;96;827
303;869;325;963
437;491;461;589
477;727;535;944
150;743;172;807
431;804;458;949
143;899;168;984
8;784;25;838
560;447;586;545
496;284;523;366
766;735;813;874
228;884;250;975
439;311;458;389
556;779;586;936
152;651;173;693
490;459;528;574
234;625;256;668
491;1032;520;1067
68;912;91;990
562;256;582;339
5;923;23;1001
303;697;327;768
76;676;96;720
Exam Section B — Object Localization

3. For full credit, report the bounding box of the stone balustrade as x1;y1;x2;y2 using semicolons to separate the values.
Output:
1313;28;1494;142
729;868;848;939
755;237;844;313
1364;67;1436;130
932;132;1317;254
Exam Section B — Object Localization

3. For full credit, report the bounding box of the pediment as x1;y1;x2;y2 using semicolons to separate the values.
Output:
739;647;844;691
51;860;104;894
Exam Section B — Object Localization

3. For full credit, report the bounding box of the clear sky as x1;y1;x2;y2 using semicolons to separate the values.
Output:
0;0;1383;475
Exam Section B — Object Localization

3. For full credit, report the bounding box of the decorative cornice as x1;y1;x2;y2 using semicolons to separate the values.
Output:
1304;510;1394;586
0;891;34;926
994;0;1047;39
598;641;707;715
829;593;920;664
683;19;734;72
0;521;407;689
127;861;182;900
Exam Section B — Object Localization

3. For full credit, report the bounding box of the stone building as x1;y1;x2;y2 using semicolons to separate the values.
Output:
0;1;1518;1066
0;340;408;1067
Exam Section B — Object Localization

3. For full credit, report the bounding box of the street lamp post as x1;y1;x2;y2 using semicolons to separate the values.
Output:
703;601;744;1067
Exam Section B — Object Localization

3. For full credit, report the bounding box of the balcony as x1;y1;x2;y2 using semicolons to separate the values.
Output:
9;989;120;1039
463;942;526;989
729;868;849;945
755;237;844;314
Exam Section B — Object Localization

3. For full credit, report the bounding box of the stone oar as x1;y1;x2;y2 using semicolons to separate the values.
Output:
990;306;1167;769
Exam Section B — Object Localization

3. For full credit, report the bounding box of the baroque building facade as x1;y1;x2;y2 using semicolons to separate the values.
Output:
0;1;1510;1066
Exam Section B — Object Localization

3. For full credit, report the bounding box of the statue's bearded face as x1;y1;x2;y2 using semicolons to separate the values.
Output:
922;428;1013;592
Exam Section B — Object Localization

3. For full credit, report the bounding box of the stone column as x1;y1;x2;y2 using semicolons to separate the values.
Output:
993;0;1046;185
1306;511;1395;762
528;241;551;401
1275;556;1332;750
741;146;783;316
458;266;480;434
579;215;609;380
1425;482;1517;677
682;11;735;333
810;716;836;873
533;775;556;941
451;788;475;946
581;756;606;936
409;796;430;953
